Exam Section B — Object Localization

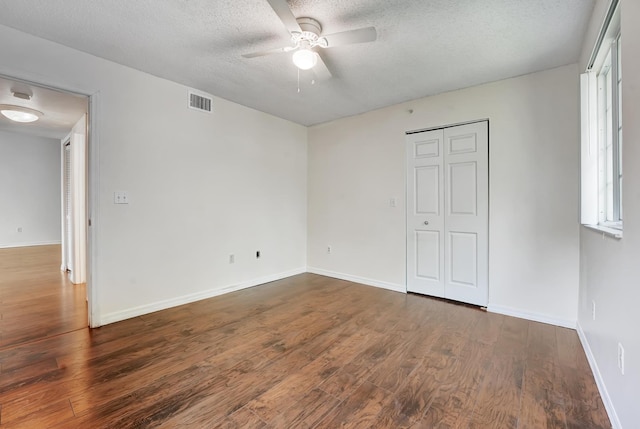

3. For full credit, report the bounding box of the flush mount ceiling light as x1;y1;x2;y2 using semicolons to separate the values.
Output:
0;105;43;123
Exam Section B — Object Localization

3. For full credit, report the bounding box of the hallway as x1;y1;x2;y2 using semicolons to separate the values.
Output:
0;245;87;349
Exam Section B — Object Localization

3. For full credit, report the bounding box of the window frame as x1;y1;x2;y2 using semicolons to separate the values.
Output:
580;1;622;237
596;33;622;228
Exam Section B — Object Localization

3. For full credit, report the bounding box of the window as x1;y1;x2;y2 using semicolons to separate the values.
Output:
581;0;622;236
597;33;622;226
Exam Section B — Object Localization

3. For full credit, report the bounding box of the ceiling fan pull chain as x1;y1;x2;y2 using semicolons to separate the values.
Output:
297;68;301;93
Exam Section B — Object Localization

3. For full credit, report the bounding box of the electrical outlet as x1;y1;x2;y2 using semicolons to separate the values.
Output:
389;197;397;208
618;343;625;375
327;245;332;254
229;254;234;264
592;300;596;320
114;191;129;204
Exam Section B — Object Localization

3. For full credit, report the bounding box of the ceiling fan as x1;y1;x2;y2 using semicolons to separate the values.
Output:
242;0;377;81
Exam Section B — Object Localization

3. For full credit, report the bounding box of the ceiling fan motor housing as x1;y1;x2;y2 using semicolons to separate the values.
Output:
297;17;322;37
292;17;328;48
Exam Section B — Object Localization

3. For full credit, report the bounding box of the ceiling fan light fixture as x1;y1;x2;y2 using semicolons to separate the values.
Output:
292;48;317;70
0;104;43;123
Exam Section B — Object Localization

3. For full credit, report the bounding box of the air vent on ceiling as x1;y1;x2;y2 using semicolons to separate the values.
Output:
188;90;213;113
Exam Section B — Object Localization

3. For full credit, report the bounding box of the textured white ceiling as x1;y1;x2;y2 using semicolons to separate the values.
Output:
0;76;87;139
0;0;595;126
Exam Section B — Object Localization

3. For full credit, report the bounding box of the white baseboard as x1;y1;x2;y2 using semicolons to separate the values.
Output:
98;267;306;326
306;267;406;293
577;322;621;429
0;240;61;249
487;304;576;329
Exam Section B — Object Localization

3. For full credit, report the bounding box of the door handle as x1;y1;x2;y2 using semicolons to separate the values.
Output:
424;221;429;225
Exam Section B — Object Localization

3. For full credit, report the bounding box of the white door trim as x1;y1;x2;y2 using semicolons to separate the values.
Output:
61;137;72;273
87;92;100;328
68;115;87;285
0;72;100;328
407;118;491;135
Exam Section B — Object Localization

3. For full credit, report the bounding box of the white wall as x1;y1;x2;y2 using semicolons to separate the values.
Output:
577;1;640;427
0;24;308;324
0;130;61;248
308;64;580;326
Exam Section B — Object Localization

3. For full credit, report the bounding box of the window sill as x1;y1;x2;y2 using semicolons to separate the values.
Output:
584;224;623;239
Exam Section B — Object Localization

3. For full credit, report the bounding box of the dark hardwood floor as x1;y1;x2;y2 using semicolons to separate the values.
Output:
0;247;610;428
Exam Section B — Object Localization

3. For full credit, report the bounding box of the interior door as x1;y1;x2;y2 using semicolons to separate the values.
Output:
406;129;445;297
442;122;488;305
68;114;87;285
63;142;73;272
406;121;488;306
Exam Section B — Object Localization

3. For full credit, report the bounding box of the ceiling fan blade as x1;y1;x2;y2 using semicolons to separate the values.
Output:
312;53;332;81
242;46;292;58
322;27;377;48
266;0;301;34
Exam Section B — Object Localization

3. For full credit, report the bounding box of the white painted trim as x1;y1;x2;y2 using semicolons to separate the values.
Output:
584;224;623;239
306;267;406;293
98;267;306;326
0;71;96;102
577;322;621;429
581;71;599;225
0;70;98;330
69;114;87;285
406;118;490;135
0;241;62;249
60;136;70;272
87;93;100;328
487;304;576;329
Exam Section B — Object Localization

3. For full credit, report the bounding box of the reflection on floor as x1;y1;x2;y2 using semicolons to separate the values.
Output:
0;272;612;428
0;244;87;349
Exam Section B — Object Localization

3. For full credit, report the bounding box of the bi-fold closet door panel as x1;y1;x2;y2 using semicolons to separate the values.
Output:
406;128;445;298
406;121;488;307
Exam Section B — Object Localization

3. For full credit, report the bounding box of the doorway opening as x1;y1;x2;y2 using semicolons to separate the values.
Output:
0;74;93;347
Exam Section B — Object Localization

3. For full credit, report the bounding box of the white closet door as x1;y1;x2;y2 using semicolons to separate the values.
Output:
442;121;488;306
406;129;445;297
406;121;488;307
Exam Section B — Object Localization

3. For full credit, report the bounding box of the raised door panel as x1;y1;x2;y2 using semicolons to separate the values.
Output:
448;162;477;216
416;231;440;281
415;166;440;216
414;138;440;158
448;232;477;287
447;133;478;155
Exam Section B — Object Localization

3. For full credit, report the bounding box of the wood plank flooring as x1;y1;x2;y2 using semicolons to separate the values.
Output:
0;247;611;428
0;245;87;349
